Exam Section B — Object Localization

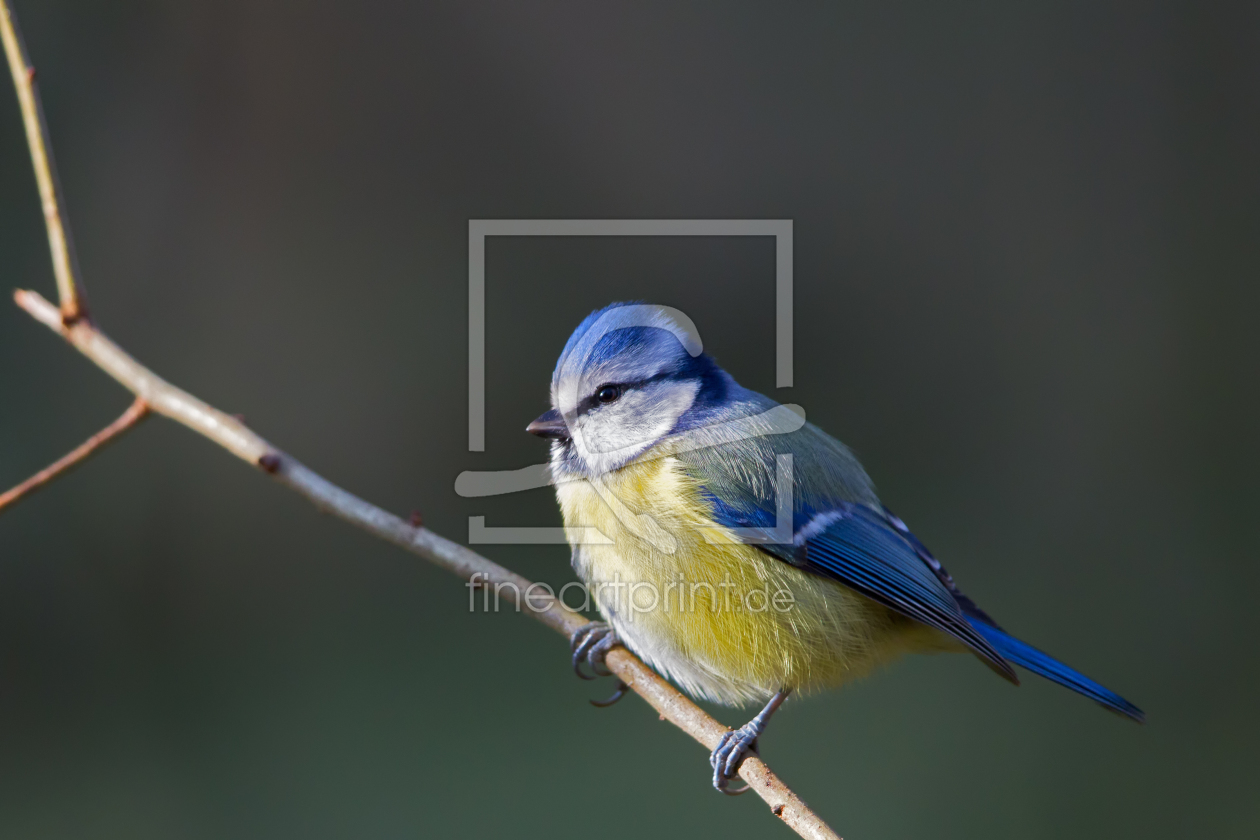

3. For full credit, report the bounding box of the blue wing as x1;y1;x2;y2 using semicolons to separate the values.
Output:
799;505;1020;681
676;388;1144;720
712;495;1147;720
707;495;1019;684
877;506;1145;721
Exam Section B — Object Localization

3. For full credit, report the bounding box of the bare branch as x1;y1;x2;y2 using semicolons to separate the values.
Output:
12;289;840;840
1;0;86;321
0;396;148;511
2;6;840;836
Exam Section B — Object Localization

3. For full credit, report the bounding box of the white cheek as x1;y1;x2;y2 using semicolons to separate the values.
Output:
574;380;699;475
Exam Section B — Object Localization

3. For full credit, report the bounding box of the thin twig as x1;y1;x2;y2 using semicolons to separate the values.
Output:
1;4;839;836
1;0;86;321
0;396;148;511
12;290;840;840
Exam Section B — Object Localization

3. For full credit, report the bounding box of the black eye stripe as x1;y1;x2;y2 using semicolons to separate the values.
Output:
575;383;625;415
575;373;687;415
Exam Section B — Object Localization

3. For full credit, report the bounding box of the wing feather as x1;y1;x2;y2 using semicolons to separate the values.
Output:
674;400;1016;682
794;504;1018;682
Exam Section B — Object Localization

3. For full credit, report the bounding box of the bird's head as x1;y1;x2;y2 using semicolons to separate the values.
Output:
528;303;729;478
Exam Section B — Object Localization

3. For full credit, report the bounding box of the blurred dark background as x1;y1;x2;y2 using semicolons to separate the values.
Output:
1;1;1257;837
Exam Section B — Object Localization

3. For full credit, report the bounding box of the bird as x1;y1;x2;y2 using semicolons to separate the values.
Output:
527;302;1143;794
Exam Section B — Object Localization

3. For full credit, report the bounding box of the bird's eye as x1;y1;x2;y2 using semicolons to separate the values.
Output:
596;386;621;404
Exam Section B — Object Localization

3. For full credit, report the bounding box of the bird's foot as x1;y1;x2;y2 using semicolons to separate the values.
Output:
570;622;626;706
710;723;761;795
710;689;791;795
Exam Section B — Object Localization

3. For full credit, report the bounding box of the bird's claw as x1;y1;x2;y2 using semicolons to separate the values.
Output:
590;679;629;707
570;622;621;682
709;689;788;794
710;724;761;795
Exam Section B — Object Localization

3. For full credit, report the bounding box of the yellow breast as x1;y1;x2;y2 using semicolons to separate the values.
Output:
555;447;932;706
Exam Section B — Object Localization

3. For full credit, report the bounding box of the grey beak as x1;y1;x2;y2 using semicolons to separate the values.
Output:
527;408;569;439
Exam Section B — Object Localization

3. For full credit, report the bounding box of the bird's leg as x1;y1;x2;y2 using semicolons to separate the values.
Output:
711;689;791;795
569;622;627;706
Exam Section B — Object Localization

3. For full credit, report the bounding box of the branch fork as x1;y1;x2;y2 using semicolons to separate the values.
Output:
0;3;839;837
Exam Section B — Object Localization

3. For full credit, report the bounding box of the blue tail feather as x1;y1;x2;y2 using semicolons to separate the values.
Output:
965;618;1145;723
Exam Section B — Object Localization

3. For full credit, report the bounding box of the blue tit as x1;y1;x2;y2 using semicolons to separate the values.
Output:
528;302;1143;794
